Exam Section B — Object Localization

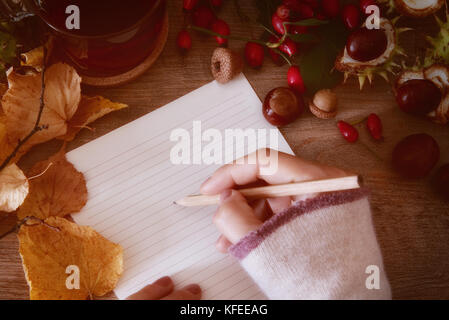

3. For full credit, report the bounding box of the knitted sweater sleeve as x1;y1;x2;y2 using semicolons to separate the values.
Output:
229;188;392;300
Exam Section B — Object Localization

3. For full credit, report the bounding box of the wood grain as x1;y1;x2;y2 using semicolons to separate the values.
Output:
1;1;448;300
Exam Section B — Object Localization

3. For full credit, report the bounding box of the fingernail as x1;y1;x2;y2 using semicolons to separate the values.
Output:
154;276;172;287
220;189;232;203
184;284;201;295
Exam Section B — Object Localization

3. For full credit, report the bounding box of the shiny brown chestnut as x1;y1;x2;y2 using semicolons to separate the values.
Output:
392;133;440;179
395;79;442;115
346;28;388;62
263;87;304;126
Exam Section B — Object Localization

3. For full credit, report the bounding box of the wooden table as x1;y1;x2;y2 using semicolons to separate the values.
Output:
1;1;448;300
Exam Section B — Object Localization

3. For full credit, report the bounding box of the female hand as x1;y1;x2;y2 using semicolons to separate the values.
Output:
200;149;349;253
126;276;201;300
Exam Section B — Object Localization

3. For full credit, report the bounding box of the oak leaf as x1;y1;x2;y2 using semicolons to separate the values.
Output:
59;95;128;141
1;63;81;152
17;150;87;220
0;163;29;212
18;216;123;300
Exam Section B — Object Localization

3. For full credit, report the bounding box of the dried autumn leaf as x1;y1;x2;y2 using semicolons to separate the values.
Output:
59;95;128;142
18;216;123;300
0;113;16;165
0;164;29;212
17;150;87;220
20;46;44;71
1;63;81;153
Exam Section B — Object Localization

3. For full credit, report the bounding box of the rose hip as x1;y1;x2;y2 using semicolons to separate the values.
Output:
366;113;383;140
321;0;340;18
176;29;192;52
342;4;361;29
298;3;315;19
360;0;377;14
277;4;291;20
209;0;223;7
282;0;301;12
287;65;306;94
192;5;215;29
211;19;230;46
272;13;288;35
337;121;359;143
303;0;319;10
279;38;298;57
183;0;199;11
245;42;265;68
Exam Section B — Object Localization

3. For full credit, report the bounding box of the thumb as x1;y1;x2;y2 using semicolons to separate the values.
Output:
213;190;262;244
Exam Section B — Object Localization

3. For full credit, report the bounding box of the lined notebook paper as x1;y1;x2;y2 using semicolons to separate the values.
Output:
68;74;293;299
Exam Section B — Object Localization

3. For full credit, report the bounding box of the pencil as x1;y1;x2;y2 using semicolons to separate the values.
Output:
175;175;362;207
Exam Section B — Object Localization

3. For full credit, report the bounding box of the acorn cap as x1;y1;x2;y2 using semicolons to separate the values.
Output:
211;48;243;84
309;101;338;119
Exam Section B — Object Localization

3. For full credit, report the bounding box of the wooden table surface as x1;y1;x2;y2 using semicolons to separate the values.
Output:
1;1;448;300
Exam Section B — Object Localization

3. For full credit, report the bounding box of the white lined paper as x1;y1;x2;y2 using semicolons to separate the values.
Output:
68;74;293;300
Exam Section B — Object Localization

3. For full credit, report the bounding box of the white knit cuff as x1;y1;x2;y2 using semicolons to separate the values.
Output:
229;189;391;300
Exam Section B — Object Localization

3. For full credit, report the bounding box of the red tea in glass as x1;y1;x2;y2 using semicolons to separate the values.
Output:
28;0;167;77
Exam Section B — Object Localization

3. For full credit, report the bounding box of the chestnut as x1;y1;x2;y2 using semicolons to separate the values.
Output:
392;133;440;179
263;87;304;126
346;28;388;62
395;79;442;115
433;164;449;201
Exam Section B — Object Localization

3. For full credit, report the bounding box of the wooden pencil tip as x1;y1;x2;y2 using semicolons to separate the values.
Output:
357;175;364;187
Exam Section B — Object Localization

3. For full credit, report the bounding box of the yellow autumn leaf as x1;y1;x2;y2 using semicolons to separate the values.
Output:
18;216;123;300
1;63;81;152
0;164;29;213
59;95;128;141
17;150;87;220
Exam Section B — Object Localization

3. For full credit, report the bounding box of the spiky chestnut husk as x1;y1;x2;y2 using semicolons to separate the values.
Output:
425;10;449;67
335;18;410;90
379;0;444;17
395;64;449;124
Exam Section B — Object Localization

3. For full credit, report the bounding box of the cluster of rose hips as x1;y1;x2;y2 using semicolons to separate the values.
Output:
177;1;382;127
337;113;383;143
177;0;228;51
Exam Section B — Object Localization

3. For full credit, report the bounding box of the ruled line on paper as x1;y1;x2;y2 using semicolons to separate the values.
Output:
83;93;244;175
83;106;259;211
86;97;248;190
84;109;260;212
68;74;293;300
91;138;261;239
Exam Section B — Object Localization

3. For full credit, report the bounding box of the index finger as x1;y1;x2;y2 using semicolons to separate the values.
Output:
200;149;347;195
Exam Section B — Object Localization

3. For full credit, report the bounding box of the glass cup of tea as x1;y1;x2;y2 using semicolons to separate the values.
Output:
1;0;168;84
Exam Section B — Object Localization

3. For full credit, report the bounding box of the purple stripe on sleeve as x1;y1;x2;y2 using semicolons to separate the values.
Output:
229;188;370;260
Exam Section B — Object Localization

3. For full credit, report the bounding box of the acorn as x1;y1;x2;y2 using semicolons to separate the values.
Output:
211;47;243;84
309;89;338;119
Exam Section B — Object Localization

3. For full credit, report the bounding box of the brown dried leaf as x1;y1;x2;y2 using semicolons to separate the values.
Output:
59;95;128;141
1;63;81;152
18;216;123;300
0;164;29;212
17;150;87;220
20;46;44;71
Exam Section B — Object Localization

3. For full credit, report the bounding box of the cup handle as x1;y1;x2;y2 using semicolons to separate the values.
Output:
0;0;34;22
